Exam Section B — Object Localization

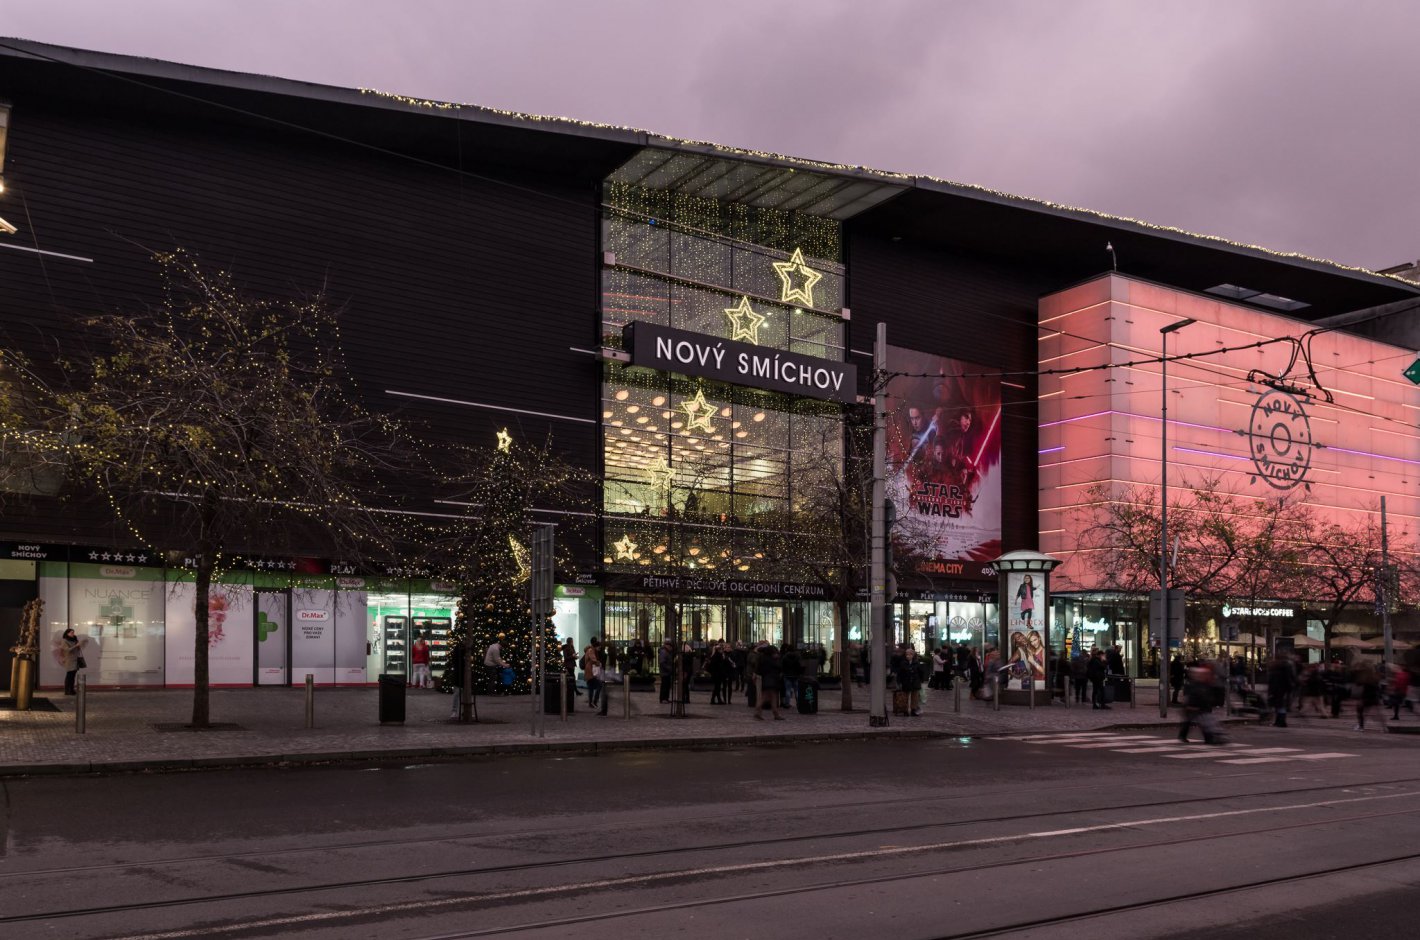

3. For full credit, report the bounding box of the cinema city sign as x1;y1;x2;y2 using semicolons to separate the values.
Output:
623;322;858;404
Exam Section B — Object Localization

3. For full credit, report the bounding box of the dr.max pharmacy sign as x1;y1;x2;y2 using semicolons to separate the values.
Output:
623;322;857;404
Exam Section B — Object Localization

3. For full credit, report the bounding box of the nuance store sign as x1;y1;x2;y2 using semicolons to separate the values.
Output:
623;322;858;404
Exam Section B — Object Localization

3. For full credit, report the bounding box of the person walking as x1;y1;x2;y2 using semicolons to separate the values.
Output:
657;639;674;704
1086;648;1109;709
1387;665;1412;721
894;645;925;716
1266;652;1298;727
409;631;432;689
931;645;952;690
1071;653;1089;704
60;627;83;695
1178;664;1226;744
484;636;509;692
1169;654;1186;706
583;637;604;713
781;643;804;708
1298;664;1327;717
561;638;581;698
1352;660;1386;731
755;643;784;720
446;639;470;720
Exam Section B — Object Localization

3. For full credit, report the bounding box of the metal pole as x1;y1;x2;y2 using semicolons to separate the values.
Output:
869;321;889;727
1160;326;1170;719
1157;318;1193;718
304;673;314;729
1382;496;1393;667
560;673;568;722
623;672;632;720
75;672;86;734
461;646;473;723
954;677;962;713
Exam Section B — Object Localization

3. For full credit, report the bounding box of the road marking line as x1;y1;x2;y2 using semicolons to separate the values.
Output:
1166;751;1236;759
1220;757;1297;765
1235;748;1303;755
1115;746;1193;754
1290;753;1356;760
102;789;1420;940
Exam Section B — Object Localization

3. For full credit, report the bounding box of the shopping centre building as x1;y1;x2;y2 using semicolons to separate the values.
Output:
0;39;1415;690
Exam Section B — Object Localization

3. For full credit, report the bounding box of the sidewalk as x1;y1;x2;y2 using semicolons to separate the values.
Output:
0;683;1186;777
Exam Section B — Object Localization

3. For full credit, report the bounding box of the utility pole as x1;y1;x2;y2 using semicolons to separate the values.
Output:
869;322;888;727
1381;496;1393;667
1158;317;1195;718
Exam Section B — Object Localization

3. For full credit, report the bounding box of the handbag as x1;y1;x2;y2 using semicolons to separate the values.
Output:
500;666;515;685
76;656;87;669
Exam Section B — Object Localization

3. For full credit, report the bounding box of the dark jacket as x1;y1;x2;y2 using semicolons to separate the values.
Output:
757;648;783;688
1085;655;1107;683
893;653;924;692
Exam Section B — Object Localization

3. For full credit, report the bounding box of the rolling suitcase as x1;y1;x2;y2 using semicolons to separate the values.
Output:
893;690;910;716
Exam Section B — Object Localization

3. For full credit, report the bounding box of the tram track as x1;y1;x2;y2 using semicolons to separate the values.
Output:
8;785;1420;935
4;768;1416;887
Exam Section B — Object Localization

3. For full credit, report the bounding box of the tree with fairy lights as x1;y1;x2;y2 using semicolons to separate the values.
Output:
51;251;421;727
428;433;589;697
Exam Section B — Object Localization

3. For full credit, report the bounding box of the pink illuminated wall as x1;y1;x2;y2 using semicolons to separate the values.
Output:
1039;275;1420;592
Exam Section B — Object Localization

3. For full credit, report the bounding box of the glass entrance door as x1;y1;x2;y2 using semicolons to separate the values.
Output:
256;590;289;685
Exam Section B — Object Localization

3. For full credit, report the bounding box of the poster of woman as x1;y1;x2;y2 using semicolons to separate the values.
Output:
1004;572;1047;684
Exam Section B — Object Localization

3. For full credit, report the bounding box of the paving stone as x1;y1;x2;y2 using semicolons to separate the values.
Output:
0;686;1194;777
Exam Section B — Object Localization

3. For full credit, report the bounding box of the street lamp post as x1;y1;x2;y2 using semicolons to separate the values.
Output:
1159;317;1195;718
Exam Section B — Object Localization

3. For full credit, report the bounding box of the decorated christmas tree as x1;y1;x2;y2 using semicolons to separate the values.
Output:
437;432;566;696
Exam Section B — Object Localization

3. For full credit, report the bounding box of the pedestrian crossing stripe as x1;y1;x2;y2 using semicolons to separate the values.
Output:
1005;733;1355;763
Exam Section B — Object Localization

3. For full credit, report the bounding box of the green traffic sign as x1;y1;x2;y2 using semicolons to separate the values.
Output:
1406;358;1420;385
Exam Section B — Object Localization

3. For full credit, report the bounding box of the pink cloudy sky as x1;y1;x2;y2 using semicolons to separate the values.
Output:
2;0;1415;269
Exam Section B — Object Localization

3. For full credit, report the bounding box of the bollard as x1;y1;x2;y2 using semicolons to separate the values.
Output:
560;673;568;722
75;671;86;734
1130;678;1136;710
14;657;34;711
954;679;962;713
623;672;632;720
304;674;315;729
992;676;1000;711
1029;678;1035;710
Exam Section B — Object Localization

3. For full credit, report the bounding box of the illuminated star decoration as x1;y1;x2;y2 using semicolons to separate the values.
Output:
723;295;768;344
613;534;638;561
646;454;674;493
496;428;513;452
681;389;716;434
772;247;823;307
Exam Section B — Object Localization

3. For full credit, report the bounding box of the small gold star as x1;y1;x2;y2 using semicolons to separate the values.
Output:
613;534;638;561
681;389;716;433
495;428;512;452
646;454;674;493
772;247;823;307
723;295;768;344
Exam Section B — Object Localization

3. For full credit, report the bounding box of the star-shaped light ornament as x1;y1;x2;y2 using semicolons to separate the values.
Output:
495;428;513;452
681;389;717;433
723;296;768;344
646;454;674;493
613;534;639;561
772;247;823;308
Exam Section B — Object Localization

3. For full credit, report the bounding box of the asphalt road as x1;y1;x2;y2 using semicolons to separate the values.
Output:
2;721;1418;939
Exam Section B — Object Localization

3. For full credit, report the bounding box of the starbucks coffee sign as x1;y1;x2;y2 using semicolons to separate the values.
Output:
623;322;857;403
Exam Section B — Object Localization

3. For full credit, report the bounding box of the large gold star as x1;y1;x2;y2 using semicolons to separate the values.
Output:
772;247;823;308
495;428;513;452
723;295;768;344
613;534;638;561
681;389;716;434
646;454;674;493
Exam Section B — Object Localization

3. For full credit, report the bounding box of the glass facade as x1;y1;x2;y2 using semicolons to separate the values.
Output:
597;180;851;648
33;561;457;689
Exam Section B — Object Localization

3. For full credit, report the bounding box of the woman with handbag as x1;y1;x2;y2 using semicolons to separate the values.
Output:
61;627;84;695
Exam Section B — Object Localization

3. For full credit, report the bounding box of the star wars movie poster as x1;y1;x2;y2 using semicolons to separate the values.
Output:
885;346;1002;574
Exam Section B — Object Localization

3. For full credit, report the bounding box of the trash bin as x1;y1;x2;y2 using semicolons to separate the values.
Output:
544;671;574;715
378;673;406;724
797;677;820;715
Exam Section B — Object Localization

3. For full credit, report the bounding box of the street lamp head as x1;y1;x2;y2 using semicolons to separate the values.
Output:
1160;317;1197;335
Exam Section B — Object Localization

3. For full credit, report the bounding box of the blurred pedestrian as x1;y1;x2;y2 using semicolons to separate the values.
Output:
1352;661;1386;731
755;644;784;720
583;637;604;713
893;645;925;716
1298;663;1326;717
1178;664;1226;745
1169;653;1185;705
1087;648;1109;709
658;639;674;704
1267;652;1298;727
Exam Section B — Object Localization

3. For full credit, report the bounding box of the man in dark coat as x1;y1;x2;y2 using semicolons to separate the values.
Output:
1086;649;1109;709
1267;653;1298;727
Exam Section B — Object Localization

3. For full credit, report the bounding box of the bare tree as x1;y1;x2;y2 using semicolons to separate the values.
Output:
53;251;421;726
